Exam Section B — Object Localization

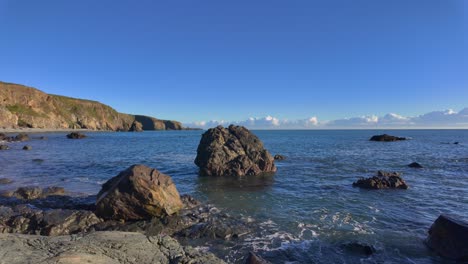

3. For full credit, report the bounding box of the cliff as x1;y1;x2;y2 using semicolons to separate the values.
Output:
0;81;183;131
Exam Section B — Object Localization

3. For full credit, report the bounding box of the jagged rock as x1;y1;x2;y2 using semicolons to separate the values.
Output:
426;215;468;261
342;242;376;256
129;120;143;132
370;134;406;142
22;145;32;150
66;132;87;139
245;252;271;264
353;171;408;189
195;125;277;176
0;178;13;184
2;186;65;200
0;144;9;150
274;154;286;160
0;231;225;264
408;162;423;168
95;164;183;221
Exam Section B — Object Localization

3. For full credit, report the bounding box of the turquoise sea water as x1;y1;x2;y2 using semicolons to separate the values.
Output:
1;130;467;263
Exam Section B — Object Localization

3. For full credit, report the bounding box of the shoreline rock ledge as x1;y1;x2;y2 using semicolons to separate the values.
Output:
95;164;183;221
194;125;277;176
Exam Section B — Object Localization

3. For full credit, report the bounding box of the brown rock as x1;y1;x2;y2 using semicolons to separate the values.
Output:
3;186;66;200
353;171;408;189
129;120;143;132
274;154;286;160
245;252;271;264
95;164;183;221
0;178;13;184
426;215;468;261
14;133;29;142
194;125;277;176
0;145;9;150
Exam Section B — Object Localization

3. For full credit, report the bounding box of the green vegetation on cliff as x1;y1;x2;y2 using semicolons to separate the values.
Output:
0;81;183;131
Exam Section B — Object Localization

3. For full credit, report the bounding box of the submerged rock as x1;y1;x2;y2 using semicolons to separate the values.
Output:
22;145;32;150
0;231;225;264
0;144;9;150
14;133;29;142
369;134;406;142
353;171;408;189
66;132;87;139
408;162;423;168
195;125;276;176
0;178;13;185
95;164;183;221
426;215;468;261
342;242;376;256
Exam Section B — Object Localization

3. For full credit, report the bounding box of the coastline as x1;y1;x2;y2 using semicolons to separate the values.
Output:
0;128;100;133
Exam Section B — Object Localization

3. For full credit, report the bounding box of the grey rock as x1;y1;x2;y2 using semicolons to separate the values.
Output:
353;171;408;189
0;231;225;264
195;125;276;176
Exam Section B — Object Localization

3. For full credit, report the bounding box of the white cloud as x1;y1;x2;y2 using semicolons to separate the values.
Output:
184;108;468;129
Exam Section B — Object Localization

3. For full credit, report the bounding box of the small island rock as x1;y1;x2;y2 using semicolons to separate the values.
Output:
66;132;87;139
195;125;277;176
274;154;286;161
22;145;32;150
425;215;468;261
370;134;406;142
353;171;408;189
95;164;183;221
408;162;423;168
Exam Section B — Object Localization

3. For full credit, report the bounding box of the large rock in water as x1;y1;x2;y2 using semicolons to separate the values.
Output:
425;215;468;261
95;164;183;221
370;134;406;141
194;125;277;176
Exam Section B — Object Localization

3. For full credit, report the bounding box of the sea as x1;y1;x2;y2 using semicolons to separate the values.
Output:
1;129;467;264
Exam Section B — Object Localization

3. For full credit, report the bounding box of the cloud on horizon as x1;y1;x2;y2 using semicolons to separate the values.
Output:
185;108;468;129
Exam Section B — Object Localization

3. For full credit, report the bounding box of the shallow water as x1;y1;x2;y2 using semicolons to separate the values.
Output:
1;130;467;263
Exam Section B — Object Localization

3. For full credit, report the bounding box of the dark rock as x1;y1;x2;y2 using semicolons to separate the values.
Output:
195;125;277;176
370;134;406;142
453;142;460;145
342;242;376;256
95;164;183;221
32;158;44;163
0;144;9;150
274;154;286;161
66;132;87;139
353;171;408;189
129;120;143;132
0;206;101;236
426;215;468;261
14;133;29;142
0;178;13;184
245;252;271;264
2;186;66;200
22;145;32;150
38;136;47;140
0;133;6;140
408;162;423;168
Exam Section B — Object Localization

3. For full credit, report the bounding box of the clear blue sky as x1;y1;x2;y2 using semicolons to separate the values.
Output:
0;0;466;123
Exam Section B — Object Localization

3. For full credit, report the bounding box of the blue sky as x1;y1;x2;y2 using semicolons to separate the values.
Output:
0;0;467;126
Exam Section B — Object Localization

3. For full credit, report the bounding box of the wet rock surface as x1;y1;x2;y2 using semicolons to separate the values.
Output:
408;162;423;168
0;144;9;150
22;145;32;150
353;171;408;189
0;231;225;264
370;134;406;142
245;252;271;264
95;164;183;221
1;186;65;200
426;215;468;261
341;242;376;256
195;125;276;176
66;132;87;139
273;154;285;161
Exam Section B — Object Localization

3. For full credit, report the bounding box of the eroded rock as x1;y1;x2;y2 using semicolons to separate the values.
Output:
353;171;408;189
95;164;183;221
195;125;276;176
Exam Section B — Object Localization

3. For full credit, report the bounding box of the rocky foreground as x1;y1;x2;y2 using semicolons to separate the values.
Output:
0;231;223;264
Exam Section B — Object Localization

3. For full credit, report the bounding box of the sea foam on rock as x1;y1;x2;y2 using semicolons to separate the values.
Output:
195;125;276;176
95;164;183;221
